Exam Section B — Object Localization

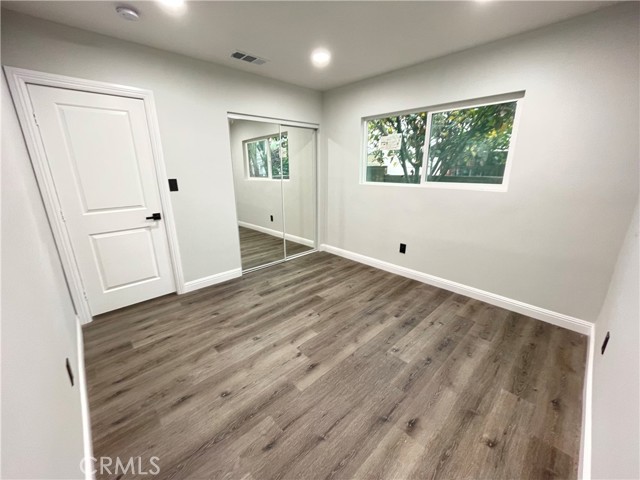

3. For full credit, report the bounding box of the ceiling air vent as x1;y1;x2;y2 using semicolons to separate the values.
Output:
230;51;267;65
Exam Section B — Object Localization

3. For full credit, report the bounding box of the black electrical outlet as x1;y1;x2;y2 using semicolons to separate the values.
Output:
270;215;274;222
399;243;407;254
66;358;74;386
601;331;610;355
168;178;179;191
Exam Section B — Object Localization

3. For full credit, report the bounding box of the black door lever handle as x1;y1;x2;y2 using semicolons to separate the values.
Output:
146;212;162;221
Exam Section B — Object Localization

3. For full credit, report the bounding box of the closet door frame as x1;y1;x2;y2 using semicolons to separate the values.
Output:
227;112;319;273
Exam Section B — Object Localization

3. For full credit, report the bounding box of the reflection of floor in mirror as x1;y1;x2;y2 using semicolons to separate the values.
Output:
239;226;313;270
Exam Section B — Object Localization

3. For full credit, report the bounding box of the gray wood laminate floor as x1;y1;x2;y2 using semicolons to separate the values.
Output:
239;226;313;270
84;252;587;480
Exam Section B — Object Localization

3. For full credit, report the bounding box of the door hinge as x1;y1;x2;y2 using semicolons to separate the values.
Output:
60;210;66;222
83;291;88;302
32;112;39;126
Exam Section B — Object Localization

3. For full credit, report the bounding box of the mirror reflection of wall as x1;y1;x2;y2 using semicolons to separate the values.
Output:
229;118;316;271
283;125;316;257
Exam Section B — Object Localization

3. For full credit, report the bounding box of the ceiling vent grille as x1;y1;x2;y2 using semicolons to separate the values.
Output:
230;51;267;65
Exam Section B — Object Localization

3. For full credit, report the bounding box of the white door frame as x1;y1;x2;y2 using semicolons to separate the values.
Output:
4;66;185;324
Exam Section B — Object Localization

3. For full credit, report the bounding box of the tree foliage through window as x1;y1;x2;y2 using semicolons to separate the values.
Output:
367;112;426;184
427;102;516;183
366;100;517;185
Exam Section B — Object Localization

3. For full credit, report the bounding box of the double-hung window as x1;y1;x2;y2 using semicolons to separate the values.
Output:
245;132;289;180
364;94;522;190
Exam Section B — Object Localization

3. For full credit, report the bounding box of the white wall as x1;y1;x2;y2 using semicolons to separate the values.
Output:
1;9;322;283
591;202;639;480
1;76;86;478
321;3;639;322
230;119;315;243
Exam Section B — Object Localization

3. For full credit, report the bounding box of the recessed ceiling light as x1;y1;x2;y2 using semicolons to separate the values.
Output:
160;0;184;7
115;6;140;21
311;48;331;68
157;0;186;15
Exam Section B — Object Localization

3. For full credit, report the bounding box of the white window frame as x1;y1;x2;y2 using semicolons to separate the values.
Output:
244;131;289;181
361;92;525;192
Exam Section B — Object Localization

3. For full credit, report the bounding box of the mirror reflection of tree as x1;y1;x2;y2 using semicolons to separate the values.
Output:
270;133;289;180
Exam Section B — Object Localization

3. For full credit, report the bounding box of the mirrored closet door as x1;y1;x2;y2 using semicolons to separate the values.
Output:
282;125;316;260
228;117;316;271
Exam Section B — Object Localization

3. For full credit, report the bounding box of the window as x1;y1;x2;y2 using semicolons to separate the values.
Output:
365;96;520;189
245;132;289;180
366;112;426;184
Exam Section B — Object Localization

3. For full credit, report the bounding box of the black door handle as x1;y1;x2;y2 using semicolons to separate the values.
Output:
146;212;162;221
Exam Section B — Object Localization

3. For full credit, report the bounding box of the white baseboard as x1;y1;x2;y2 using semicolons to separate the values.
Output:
76;318;94;480
579;323;595;480
183;268;242;293
285;233;315;248
238;221;314;248
320;244;593;336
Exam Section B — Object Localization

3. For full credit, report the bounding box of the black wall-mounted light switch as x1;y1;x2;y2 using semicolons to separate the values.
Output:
66;358;74;386
270;215;274;222
601;331;610;355
168;179;179;191
399;243;407;254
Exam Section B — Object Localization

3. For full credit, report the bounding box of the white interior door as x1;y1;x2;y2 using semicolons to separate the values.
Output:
28;84;176;315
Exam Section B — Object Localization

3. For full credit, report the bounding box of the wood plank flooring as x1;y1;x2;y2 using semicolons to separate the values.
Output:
239;226;313;270
84;252;587;480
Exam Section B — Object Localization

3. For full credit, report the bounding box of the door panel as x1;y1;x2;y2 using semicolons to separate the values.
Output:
90;228;160;291
58;105;146;212
28;84;175;315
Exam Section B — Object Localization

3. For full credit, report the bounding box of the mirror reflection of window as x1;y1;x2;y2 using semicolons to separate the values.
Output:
247;140;268;178
246;133;289;180
270;133;289;180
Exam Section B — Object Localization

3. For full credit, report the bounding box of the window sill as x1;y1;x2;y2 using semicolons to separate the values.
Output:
360;180;509;192
246;177;291;182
